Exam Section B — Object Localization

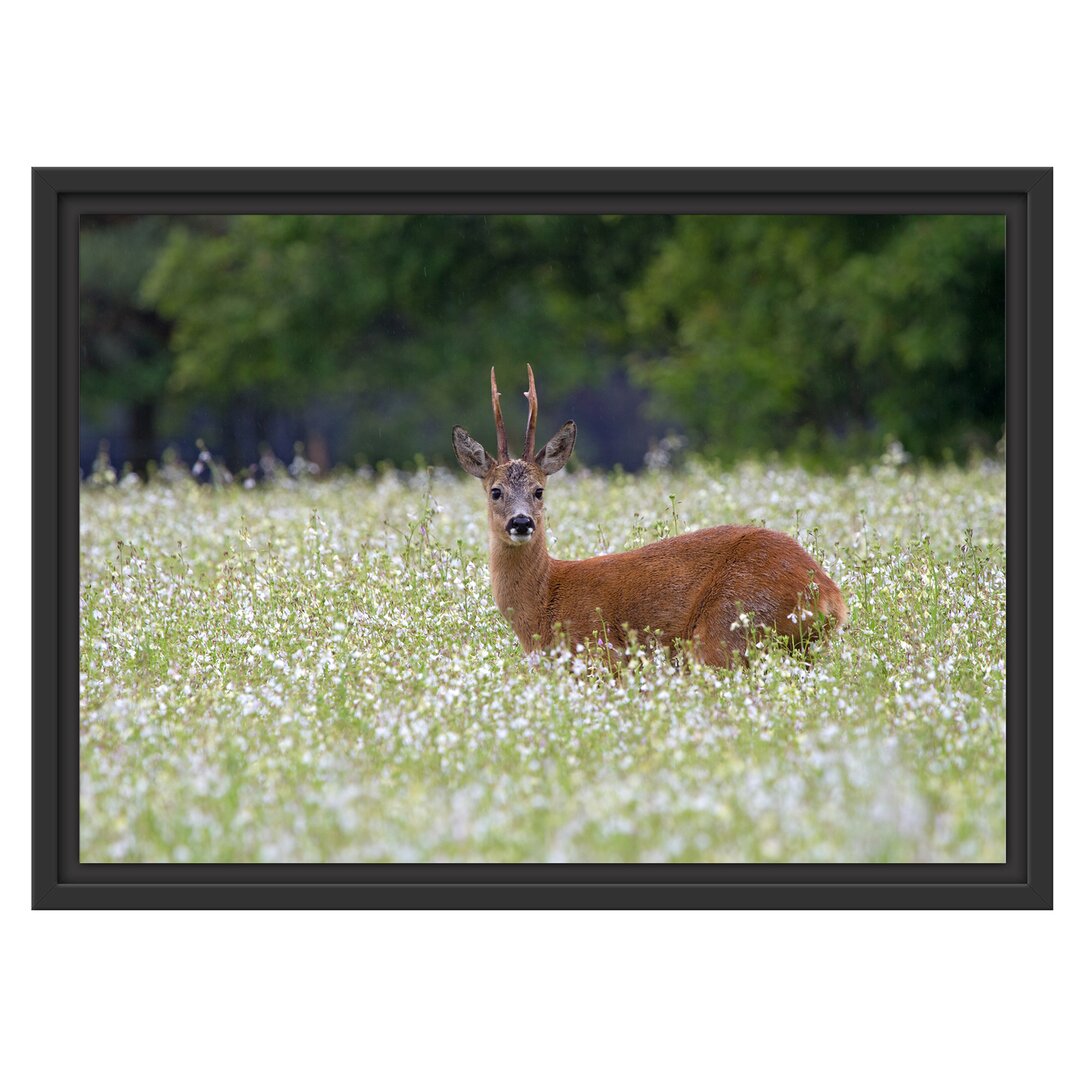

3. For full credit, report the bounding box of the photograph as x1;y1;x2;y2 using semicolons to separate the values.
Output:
12;6;1070;1071
75;206;1010;866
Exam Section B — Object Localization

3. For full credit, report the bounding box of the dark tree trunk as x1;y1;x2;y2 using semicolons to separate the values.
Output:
129;399;157;475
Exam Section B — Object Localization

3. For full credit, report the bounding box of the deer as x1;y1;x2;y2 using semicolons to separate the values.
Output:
452;366;847;668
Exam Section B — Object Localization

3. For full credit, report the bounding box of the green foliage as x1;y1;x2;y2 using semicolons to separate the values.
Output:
139;214;673;463
83;212;1005;467
80;216;175;416
627;215;1005;462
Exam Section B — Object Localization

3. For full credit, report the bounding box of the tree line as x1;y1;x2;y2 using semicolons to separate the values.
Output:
80;212;1005;474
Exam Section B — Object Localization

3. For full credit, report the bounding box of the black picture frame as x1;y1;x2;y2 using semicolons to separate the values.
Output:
33;167;1052;909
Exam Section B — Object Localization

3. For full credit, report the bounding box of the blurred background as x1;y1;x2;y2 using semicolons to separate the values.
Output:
79;213;1005;477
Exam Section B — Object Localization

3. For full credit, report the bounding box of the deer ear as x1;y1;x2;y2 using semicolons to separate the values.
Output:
452;426;496;478
534;421;576;476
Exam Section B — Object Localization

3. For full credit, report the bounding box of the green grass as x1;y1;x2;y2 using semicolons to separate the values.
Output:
79;454;1006;862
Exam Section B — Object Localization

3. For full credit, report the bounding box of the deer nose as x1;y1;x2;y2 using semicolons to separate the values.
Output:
507;515;535;537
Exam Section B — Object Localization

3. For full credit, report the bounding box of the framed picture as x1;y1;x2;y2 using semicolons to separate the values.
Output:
33;167;1051;908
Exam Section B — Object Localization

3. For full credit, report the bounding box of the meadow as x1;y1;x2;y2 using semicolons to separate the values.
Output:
79;451;1006;862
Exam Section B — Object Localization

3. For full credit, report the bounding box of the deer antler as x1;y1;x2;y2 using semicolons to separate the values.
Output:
523;363;538;461
490;367;510;463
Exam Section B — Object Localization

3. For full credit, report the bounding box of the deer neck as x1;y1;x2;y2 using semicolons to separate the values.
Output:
489;521;553;650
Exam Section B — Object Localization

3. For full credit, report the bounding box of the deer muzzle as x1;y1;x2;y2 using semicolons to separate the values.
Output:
506;514;535;543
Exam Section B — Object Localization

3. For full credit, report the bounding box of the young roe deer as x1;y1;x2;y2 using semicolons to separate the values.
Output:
452;366;847;667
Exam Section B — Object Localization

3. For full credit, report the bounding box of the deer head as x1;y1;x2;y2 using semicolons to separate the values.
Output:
452;365;576;547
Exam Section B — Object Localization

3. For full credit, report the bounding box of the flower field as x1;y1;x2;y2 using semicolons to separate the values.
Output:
79;455;1006;862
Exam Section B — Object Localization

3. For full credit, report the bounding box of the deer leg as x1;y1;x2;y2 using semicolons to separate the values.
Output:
692;585;839;668
686;605;747;669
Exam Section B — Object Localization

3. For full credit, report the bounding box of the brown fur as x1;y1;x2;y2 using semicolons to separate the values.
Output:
453;369;847;669
490;513;847;666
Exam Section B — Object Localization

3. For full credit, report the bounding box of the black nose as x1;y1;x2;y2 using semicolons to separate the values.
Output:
507;515;535;536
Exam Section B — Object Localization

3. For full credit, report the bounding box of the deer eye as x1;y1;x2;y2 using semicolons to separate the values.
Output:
534;489;544;500
490;488;502;501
